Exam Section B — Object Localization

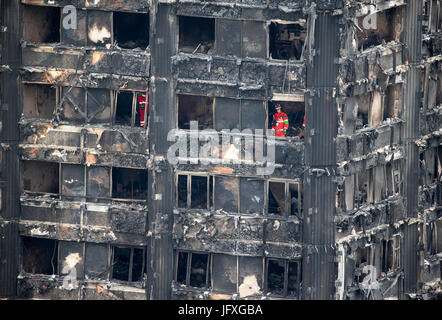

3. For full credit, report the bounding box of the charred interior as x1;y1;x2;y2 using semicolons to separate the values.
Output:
0;0;440;301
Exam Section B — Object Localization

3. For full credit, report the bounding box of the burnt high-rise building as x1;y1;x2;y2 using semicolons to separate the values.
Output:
0;0;440;300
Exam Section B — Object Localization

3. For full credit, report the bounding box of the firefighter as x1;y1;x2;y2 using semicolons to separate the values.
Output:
272;104;289;137
136;91;149;127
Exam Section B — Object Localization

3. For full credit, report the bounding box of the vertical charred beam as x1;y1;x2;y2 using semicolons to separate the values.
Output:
0;0;21;298
402;0;423;298
302;12;339;300
146;2;176;300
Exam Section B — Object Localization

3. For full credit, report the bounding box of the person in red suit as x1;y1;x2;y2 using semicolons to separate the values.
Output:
272;104;289;137
137;91;149;127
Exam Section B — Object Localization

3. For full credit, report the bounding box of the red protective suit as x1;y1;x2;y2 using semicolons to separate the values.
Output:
137;91;149;127
272;111;289;137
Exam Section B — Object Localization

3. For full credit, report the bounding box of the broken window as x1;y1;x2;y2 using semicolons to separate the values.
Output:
214;97;240;131
112;167;148;200
357;6;403;51
266;259;301;297
58;241;84;280
179;16;215;54
22;237;58;275
178;94;214;130
269;21;306;60
85;243;109;280
22;5;60;43
61;164;85;200
268;181;286;216
240;178;265;215
22;83;55;120
86;166;110;202
176;174;213;210
381;235;400;274
267;180;303;217
114;91;148;128
354;91;383;129
111;246;145;282
268;101;305;138
289;182;303;217
23;161;59;194
428;220;442;255
214;176;239;213
87;88;111;124
355;169;373;207
113;11;149;50
384;83;403;120
238;256;263;298
211;254;237;293
175;251;210;288
353;246;371;283
60;87;86;124
387;160;402;196
87;10;112;46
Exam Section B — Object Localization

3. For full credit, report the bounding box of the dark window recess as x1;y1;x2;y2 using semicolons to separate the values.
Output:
23;161;59;194
384;84;403;119
177;175;188;208
191;176;207;209
22;5;60;43
179;16;215;54
287;262;300;297
112;167;147;200
381;240;393;273
22;83;55;120
112;247;145;282
22;237;58;275
85;243;109;280
357;6;403;51
268;101;305;138
268;181;285;215
113;11;149;49
115;91;133;126
176;251;189;284
267;259;285;295
354;246;371;283
289;183;303;217
269;22;306;60
189;253;209;288
178;95;213;130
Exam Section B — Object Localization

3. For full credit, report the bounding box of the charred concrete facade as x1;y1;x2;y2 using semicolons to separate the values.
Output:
0;0;440;300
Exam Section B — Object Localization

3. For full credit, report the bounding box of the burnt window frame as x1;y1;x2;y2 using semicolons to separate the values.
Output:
264;258;302;298
21;82;57;120
178;15;215;54
177;93;215;130
268;20;307;61
267;98;306;139
22;4;61;44
381;234;401;275
266;179;304;218
174;250;211;289
22;160;61;196
110;245;146;283
175;173;214;211
113;90;149;128
21;236;60;276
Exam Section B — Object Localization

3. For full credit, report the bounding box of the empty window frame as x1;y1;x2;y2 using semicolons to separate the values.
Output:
386;160;402;196
381;235;401;274
423;0;442;33
113;11;149;49
111;246;145;282
176;174;213;210
22;83;56;120
23;160;59;194
178;94;214;130
178;16;215;54
352;246;372;283
268;101;305;138
114;90;148;127
22;237;58;275
267;180;303;217
111;167;148;200
354;91;383;129
174;251;210;288
85;243;109;280
269;21;306;60
266;259;301;298
61;163;85;200
357;6;403;51
355;169;374;207
22;5;60;43
86;166;110;202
